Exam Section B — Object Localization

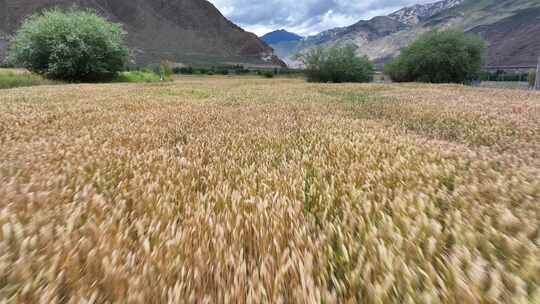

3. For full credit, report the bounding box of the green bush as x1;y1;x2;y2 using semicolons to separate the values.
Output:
216;69;229;75
0;70;57;89
299;44;374;83
529;70;536;88
384;30;486;83
9;9;129;82
195;68;209;75
260;71;274;78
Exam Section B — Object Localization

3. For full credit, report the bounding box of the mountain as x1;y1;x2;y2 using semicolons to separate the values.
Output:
260;30;304;62
261;30;302;44
0;0;283;67
271;0;540;69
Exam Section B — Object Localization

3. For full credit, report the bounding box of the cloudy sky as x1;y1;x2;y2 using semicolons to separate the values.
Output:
208;0;437;36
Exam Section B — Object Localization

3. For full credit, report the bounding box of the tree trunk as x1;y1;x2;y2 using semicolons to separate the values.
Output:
535;56;540;90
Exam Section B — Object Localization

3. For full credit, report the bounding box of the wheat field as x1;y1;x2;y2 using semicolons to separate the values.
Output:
1;77;539;303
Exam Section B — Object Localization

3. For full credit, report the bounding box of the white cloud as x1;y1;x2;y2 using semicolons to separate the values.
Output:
208;0;438;36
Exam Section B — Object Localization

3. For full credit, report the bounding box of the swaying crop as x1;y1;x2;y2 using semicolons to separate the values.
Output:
0;78;539;303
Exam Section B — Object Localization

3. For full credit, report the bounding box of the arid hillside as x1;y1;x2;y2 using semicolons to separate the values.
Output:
470;6;540;67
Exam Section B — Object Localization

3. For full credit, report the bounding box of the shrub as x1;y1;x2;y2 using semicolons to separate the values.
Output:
299;44;374;83
384;30;486;83
529;70;536;88
9;9;129;82
216;69;229;75
261;71;274;78
197;68;209;75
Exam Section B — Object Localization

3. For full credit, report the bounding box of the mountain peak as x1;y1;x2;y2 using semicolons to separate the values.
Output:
261;30;303;45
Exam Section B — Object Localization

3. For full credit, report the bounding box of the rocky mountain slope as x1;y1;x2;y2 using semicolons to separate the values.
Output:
271;0;540;68
388;0;464;25
0;0;283;67
470;6;540;67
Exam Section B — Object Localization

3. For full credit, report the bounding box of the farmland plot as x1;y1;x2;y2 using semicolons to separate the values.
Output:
0;78;539;303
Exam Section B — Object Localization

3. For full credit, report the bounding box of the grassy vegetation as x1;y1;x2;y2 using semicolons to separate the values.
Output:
0;69;169;88
0;69;56;89
113;71;169;83
0;78;539;302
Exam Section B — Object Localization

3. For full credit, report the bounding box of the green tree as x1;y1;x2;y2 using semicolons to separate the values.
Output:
384;30;486;83
299;44;374;83
9;9;129;82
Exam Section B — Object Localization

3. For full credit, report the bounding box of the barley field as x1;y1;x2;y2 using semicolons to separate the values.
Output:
1;77;539;303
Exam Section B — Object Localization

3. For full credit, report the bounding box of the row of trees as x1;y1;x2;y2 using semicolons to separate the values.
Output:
300;30;487;84
8;9;490;84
